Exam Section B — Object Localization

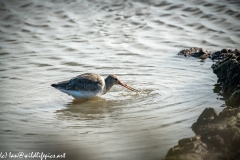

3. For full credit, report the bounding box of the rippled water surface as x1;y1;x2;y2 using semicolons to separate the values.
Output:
0;0;239;159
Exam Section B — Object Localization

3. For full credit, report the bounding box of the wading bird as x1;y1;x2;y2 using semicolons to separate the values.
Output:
51;73;138;99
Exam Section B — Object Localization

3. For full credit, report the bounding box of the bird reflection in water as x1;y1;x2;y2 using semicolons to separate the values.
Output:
56;97;119;120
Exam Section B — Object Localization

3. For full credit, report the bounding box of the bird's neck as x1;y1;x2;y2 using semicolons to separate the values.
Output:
103;77;114;94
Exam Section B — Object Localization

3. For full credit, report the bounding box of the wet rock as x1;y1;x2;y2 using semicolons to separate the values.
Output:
199;54;207;59
165;136;207;160
172;48;240;160
192;108;218;133
206;135;225;149
221;48;228;53
178;47;211;58
229;89;240;107
211;49;240;107
211;51;240;95
219;135;240;160
178;47;240;61
235;49;240;56
216;106;240;121
201;107;240;155
178;47;240;106
165;107;240;160
211;48;235;61
200;130;225;150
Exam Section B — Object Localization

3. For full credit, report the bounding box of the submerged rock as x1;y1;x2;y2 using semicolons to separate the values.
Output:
178;47;240;61
178;47;210;59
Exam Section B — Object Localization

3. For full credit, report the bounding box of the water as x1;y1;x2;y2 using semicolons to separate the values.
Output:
0;0;239;159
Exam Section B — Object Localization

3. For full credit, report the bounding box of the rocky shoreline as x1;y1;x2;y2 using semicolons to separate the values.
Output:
165;48;240;160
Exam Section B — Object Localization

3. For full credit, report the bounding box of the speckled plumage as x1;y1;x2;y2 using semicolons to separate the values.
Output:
51;73;138;99
57;73;104;91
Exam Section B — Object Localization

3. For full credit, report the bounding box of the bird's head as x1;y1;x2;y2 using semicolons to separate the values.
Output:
107;74;120;85
107;74;138;92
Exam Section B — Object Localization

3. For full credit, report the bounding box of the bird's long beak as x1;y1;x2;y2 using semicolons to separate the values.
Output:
118;81;139;92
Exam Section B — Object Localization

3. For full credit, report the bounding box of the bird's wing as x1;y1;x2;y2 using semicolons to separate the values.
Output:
55;73;103;92
65;78;79;90
74;78;101;92
54;80;68;88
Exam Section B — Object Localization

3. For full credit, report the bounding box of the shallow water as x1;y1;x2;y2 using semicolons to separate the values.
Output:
0;0;239;159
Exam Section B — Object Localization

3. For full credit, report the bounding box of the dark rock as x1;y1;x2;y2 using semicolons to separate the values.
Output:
229;89;240;107
200;54;207;59
216;106;240;121
172;48;240;160
211;55;240;95
178;47;240;62
211;48;234;61
201;132;225;150
178;47;211;58
199;107;240;155
221;48;229;53
177;47;237;60
192;108;218;133
165;107;240;160
219;136;240;160
197;108;218;122
178;47;240;105
178;137;196;146
207;135;225;148
234;49;240;56
165;136;207;160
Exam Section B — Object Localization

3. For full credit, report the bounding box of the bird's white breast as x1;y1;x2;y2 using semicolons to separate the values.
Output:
58;88;102;99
